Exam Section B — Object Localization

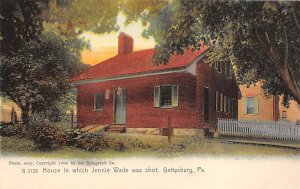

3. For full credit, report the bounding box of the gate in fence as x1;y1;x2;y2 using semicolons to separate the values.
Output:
218;118;300;141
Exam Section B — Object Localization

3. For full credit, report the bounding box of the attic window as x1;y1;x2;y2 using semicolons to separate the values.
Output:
214;62;221;73
154;85;178;108
225;62;233;78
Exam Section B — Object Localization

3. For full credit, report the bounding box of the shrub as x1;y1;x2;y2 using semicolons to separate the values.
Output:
65;129;87;146
29;123;65;151
76;137;108;152
65;129;108;151
0;122;20;137
0;122;30;138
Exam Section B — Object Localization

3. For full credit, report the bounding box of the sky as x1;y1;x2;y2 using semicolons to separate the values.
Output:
80;13;156;65
0;13;155;114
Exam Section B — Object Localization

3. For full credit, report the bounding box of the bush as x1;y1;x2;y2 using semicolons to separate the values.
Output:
76;137;108;152
0;122;20;137
0;122;30;138
29;123;65;151
65;129;108;151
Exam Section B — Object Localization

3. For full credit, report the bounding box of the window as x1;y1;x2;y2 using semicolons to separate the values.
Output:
231;98;235;118
225;62;232;78
282;111;287;119
214;62;221;73
215;91;221;111
154;85;178;108
244;96;259;115
94;93;104;111
224;95;229;114
246;97;254;114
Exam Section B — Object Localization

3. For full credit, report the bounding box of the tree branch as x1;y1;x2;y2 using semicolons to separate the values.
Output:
292;3;300;31
292;45;300;52
255;29;268;50
283;26;289;66
264;31;283;67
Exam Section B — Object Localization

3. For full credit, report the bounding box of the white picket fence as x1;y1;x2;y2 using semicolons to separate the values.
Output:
218;118;300;141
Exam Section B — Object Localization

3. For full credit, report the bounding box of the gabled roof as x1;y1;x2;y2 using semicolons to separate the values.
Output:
71;47;208;82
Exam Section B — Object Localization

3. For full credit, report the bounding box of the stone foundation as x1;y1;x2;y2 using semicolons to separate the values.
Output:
173;128;205;137
126;128;205;137
126;128;160;135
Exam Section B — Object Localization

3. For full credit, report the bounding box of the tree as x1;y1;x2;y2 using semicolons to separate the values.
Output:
0;33;88;124
45;0;119;38
0;0;44;55
121;0;300;104
0;0;120;55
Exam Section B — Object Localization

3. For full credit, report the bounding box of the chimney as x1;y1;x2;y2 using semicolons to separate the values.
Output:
118;32;133;55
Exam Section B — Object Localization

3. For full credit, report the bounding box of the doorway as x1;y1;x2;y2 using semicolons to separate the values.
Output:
114;88;126;124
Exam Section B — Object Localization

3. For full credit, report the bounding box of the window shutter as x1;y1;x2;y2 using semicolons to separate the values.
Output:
172;85;179;107
220;93;223;112
254;96;259;114
243;97;247;114
154;86;160;107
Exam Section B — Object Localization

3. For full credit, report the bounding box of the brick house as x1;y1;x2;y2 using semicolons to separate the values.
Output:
71;32;239;135
239;82;300;123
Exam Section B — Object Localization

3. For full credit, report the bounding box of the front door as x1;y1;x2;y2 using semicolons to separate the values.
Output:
204;87;209;122
114;88;126;124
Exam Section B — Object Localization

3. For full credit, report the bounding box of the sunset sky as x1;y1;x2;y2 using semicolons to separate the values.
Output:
80;13;155;65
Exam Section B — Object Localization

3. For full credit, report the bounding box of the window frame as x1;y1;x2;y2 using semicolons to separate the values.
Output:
224;95;229;114
159;84;173;108
94;92;104;111
154;84;179;108
246;97;255;115
282;110;287;119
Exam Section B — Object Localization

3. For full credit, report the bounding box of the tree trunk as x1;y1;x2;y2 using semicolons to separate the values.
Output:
279;66;300;104
21;106;30;125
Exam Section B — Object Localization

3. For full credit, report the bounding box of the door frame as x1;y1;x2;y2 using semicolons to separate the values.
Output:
203;86;209;123
113;88;127;125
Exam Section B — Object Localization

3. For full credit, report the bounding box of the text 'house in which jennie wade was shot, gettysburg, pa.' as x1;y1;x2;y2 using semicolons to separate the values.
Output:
71;32;240;135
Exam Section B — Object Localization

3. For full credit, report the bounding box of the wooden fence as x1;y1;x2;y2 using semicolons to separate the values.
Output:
218;118;300;141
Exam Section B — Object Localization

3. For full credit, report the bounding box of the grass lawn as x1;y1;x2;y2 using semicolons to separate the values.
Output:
1;133;300;158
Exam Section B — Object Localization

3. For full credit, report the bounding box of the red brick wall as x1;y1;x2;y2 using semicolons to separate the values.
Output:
76;60;239;130
196;60;239;129
76;72;199;129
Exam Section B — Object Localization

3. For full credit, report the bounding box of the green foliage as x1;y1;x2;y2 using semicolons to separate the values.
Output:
0;122;20;137
0;0;44;55
29;122;66;151
65;129;108;151
44;0;119;38
0;33;88;123
122;0;300;104
0;122;30;138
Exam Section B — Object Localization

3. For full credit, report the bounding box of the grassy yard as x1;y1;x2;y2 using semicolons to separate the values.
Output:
1;133;300;158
